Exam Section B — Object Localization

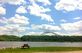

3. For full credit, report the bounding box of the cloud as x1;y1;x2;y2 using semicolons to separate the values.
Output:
26;31;64;35
74;17;81;20
0;6;6;15
0;17;8;24
55;0;82;12
0;14;29;35
9;14;29;25
0;0;26;5
16;6;27;13
61;20;82;35
61;23;79;31
0;24;18;35
28;0;54;22
30;24;62;35
60;19;67;22
27;31;43;35
40;14;54;22
31;24;61;31
0;24;27;35
35;0;51;5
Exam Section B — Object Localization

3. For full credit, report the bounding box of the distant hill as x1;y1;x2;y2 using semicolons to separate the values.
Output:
0;35;82;42
0;35;20;41
41;31;60;36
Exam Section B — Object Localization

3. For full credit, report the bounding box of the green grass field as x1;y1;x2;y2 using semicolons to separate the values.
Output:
0;47;82;53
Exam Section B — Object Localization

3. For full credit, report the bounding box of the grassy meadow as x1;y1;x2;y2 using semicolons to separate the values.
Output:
0;47;82;53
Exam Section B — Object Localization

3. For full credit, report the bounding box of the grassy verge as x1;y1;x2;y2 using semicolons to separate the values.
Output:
0;47;82;53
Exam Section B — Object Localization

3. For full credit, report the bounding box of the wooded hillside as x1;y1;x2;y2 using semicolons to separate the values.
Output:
0;35;82;42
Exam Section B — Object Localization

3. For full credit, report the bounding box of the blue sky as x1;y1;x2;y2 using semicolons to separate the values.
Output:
0;0;82;36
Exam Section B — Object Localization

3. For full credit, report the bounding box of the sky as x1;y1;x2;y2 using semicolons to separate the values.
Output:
0;0;82;36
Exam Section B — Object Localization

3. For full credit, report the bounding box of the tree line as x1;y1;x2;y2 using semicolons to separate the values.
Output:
0;35;82;42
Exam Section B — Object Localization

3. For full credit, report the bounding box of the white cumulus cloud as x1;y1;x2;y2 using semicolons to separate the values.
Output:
0;14;30;35
0;0;26;5
16;6;27;13
60;19;67;22
61;20;82;35
28;0;54;22
0;6;6;15
9;14;29;25
55;0;82;12
31;24;61;31
35;0;51;5
0;17;8;24
0;24;27;35
74;17;81;20
27;31;43;35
